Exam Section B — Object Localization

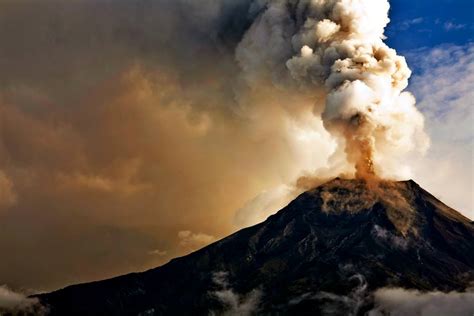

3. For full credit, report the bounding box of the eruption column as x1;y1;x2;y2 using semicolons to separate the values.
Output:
238;0;429;178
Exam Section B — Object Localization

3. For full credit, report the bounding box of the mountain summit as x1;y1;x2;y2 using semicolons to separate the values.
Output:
37;178;474;315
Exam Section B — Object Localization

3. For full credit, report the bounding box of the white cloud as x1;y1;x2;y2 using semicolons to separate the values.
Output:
0;285;45;315
397;17;424;30
209;272;262;316
147;249;167;256
444;22;466;31
407;43;474;219
177;230;216;252
369;288;474;316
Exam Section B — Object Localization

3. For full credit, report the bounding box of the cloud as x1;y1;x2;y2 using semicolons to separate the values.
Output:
369;288;474;316
209;272;262;316
0;285;46;315
286;280;474;316
178;231;216;252
148;249;167;256
444;22;466;31
288;273;370;315
397;17;424;31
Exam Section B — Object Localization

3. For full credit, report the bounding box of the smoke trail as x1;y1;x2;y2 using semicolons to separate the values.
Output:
237;0;429;178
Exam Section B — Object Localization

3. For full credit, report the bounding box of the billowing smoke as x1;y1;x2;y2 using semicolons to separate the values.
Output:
0;0;431;290
237;0;428;178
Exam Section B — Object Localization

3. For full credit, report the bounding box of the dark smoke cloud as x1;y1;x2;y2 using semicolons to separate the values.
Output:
0;0;331;290
0;0;431;291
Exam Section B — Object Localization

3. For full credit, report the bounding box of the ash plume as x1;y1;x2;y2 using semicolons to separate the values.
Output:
237;0;429;179
0;0;432;290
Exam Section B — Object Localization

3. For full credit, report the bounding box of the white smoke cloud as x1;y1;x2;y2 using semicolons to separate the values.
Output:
369;288;474;316
209;271;262;316
237;0;429;179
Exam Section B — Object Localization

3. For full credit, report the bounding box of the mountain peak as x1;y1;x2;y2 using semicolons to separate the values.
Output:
305;178;418;235
37;178;474;315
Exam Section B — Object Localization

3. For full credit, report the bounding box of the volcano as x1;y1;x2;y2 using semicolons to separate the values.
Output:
36;178;474;315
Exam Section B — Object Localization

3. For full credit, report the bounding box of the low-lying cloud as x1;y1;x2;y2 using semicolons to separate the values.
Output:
0;285;46;315
209;272;262;316
369;288;474;316
178;230;217;252
286;281;474;316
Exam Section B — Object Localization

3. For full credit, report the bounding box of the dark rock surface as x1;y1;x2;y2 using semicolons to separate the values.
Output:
36;178;474;315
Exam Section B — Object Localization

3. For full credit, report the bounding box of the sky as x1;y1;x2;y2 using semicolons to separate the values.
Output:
387;0;473;52
386;0;473;214
0;0;472;293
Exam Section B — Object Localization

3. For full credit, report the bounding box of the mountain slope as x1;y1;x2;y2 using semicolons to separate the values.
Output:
37;178;474;315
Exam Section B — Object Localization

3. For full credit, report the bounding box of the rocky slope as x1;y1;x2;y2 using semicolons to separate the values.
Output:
36;178;474;315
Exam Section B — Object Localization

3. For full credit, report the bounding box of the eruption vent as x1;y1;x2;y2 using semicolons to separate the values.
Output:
238;0;428;178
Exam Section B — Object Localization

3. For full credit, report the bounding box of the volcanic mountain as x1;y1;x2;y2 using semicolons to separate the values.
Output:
36;178;474;315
